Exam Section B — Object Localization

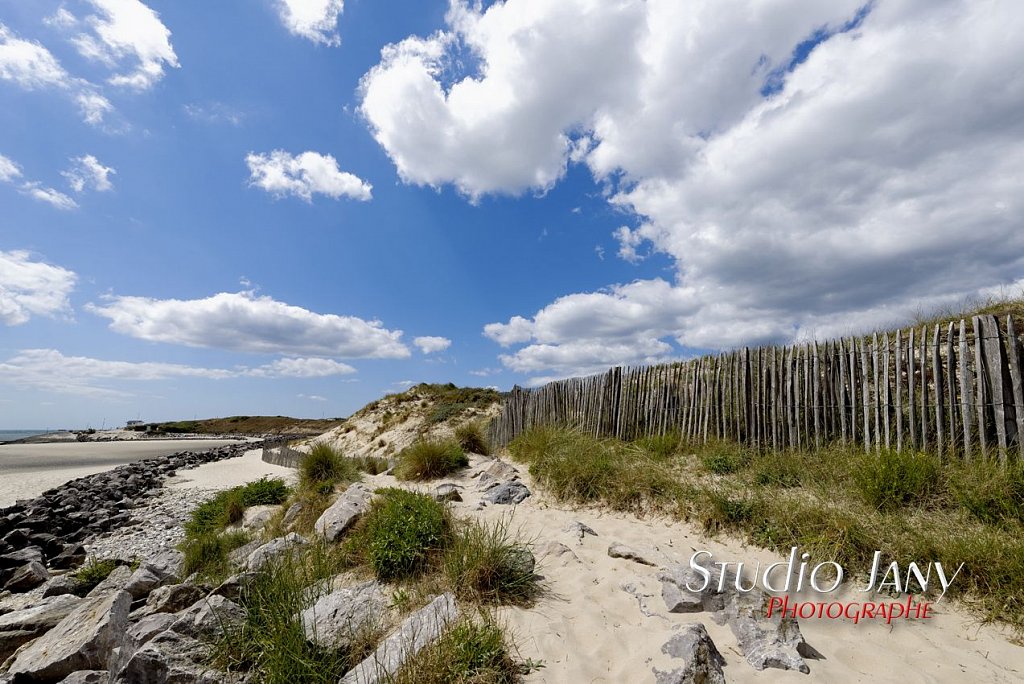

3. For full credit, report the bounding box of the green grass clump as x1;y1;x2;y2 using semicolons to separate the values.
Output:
444;517;538;605
852;449;939;510
632;433;681;460
394;440;468;481
455;422;492;456
353;455;391;475
351;488;451;581
301;442;359;491
700;442;751;474
509;427;682;513
181;530;252;580
948;460;1024;525
70;558;119;596
752;451;803;488
393;617;519;684
185;478;290;537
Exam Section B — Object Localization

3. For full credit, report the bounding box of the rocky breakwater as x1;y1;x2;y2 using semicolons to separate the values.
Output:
0;443;253;596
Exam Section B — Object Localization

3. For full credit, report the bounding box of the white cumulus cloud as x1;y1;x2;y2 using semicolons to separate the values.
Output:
87;290;410;359
0;154;21;182
72;0;179;90
413;336;451;354
21;182;78;210
246;150;372;202
0;250;77;326
63;154;115;192
363;0;1024;377
246;357;355;378
276;0;345;46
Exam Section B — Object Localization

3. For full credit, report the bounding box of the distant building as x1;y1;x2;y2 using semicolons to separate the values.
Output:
126;420;145;428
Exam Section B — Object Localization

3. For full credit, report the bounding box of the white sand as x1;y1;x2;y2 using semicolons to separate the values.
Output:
364;457;1023;683
163;448;297;490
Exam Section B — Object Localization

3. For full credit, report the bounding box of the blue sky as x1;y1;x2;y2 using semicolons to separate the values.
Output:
2;0;1023;428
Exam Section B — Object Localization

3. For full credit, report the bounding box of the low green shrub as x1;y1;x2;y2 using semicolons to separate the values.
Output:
455;422;492;456
700;443;750;475
353;488;450;581
444;516;538;605
354;456;390;475
185;478;290;537
632;433;681;460
752;452;802;488
394;440;468;481
71;558;119;596
853;449;939;510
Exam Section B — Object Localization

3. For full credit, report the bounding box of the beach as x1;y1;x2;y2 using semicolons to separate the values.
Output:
0;439;249;508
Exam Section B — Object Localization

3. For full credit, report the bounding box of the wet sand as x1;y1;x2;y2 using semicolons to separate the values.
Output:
0;439;249;507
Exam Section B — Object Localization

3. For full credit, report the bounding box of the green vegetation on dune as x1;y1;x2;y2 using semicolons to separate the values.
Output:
130;415;344;436
394;439;469;481
508;426;1024;631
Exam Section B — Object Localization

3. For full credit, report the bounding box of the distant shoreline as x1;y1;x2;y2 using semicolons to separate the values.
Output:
0;429;249;446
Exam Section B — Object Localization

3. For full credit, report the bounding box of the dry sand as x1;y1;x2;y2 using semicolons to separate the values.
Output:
0;439;248;507
363;456;1023;683
163;447;297;490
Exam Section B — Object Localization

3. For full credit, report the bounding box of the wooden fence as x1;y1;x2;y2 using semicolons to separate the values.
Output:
488;314;1024;463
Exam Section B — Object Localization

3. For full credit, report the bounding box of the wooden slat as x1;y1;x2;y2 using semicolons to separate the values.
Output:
813;341;822;449
980;315;1012;462
839;339;848;443
895;330;904;451
883;333;892;449
933;324;945;459
959;320;972;459
973;316;988;459
908;327;917;450
860;337;871;452
1006;316;1024;461
872;334;881;452
920;327;929;451
946;322;957;459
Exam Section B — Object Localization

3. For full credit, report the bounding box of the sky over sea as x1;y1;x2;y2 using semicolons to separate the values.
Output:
1;0;1023;428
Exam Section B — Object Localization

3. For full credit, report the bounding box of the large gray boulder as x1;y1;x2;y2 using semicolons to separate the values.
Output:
719;591;814;673
57;671;107;683
6;589;131;681
300;580;390;651
110;629;221;684
607;542;657;566
246;533;308;571
123;550;184;600
658;563;732;613
0;594;82;662
85;565;133;598
482;481;531;505
314;484;374;542
2;562;49;593
107;612;176;677
41;574;78;598
340;593;457;684
653;623;726;684
140;583;206;616
169;595;246;639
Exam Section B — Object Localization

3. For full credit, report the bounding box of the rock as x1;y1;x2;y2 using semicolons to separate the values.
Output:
86;565;133;598
314;484;374;543
281;502;304;529
210;573;257;602
228;539;262;567
607;542;657;567
41;574;78;598
653;623;726;684
0;547;44;569
142;583;205;615
507;546;536;577
235;505;280;533
110;629;221;684
300;580;390;651
538;541;579;566
432;484;463;503
483;481;531;505
246;533;308;571
107;613;176;676
620;582;659;618
124;549;185;599
6;590;131;681
0;594;82;662
564;521;597;542
658;563;733;613
57;671;108;683
721;592;814;673
169;595;245;639
341;593;458;684
480;460;518;482
3;562;49;592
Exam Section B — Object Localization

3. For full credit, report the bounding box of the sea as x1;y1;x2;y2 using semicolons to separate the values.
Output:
0;429;50;444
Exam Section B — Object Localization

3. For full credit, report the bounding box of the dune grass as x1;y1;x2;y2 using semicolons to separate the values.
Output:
300;442;360;492
70;557;119;596
508;426;1024;631
455;421;492;456
394;439;468;481
392;616;520;684
185;478;290;537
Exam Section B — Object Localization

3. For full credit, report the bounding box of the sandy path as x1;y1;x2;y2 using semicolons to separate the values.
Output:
163;448;298;490
364;456;1023;683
